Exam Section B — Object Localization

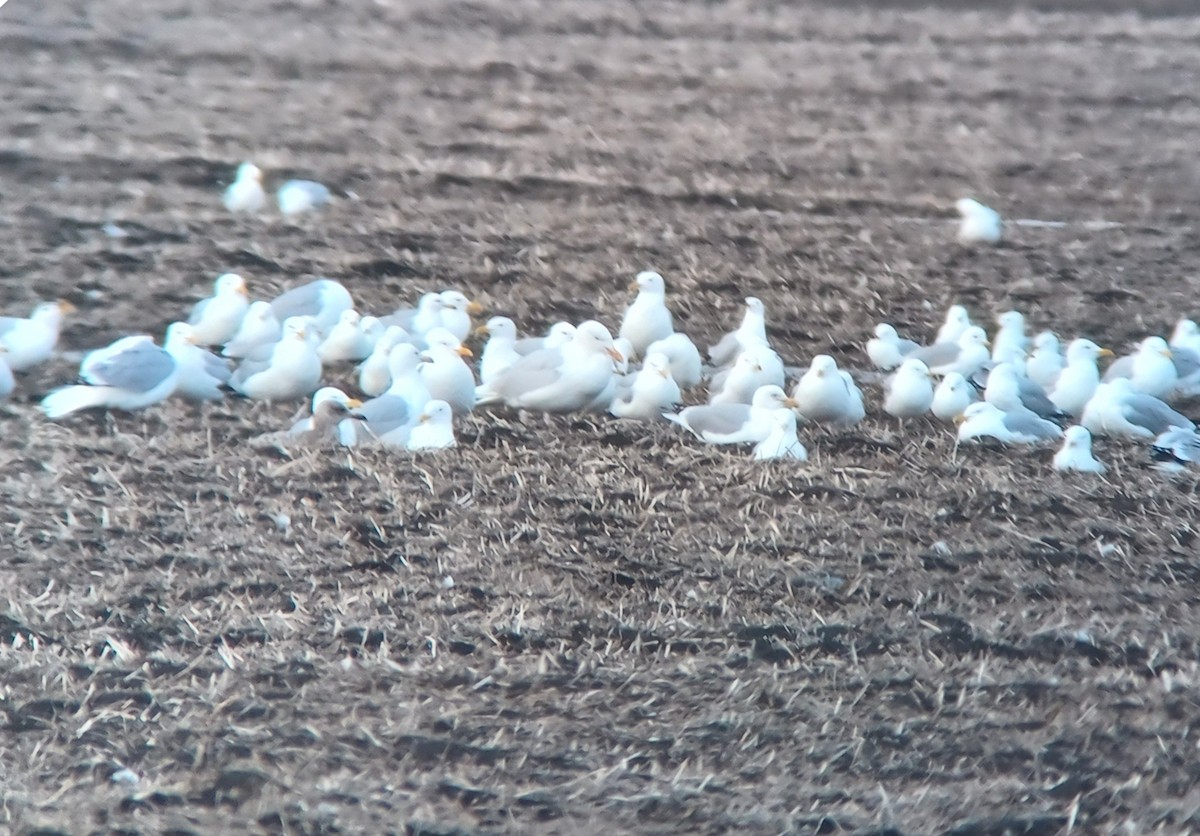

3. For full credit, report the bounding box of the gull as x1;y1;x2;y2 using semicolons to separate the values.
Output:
277;180;332;216
609;352;682;422
222;301;280;359
866;323;920;371
419;330;476;415
288;387;363;446
792;355;864;426
753;408;808;461
1170;319;1200;356
269;278;353;335
0;347;14;400
991;311;1029;363
358;325;409;397
477;317;521;387
228;317;323;401
257;399;361;450
187;273;249;346
223;162;267;213
1081;380;1194;440
709;343;785;405
884;358;934;421
42;336;179;419
379;343;432;415
1053;426;1107;474
1049;339;1113;415
935;304;973;345
511;321;576;356
645;332;703;389
1151;426;1200;472
956;198;1003;245
407;400;457;452
1103;336;1178;399
0;300;74;371
708;297;768;368
476;321;622;412
164;322;232;401
318;310;375;363
666;384;797;443
955;402;1061;444
619;270;674;358
382;292;439;336
984;362;1063;422
434;290;484;343
908;326;990;377
931;371;977;422
1026;331;1064;392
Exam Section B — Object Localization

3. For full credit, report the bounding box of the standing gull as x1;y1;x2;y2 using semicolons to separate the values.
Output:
935;305;973;345
1050;339;1113;416
708;297;768;368
358;325;409;397
223;162;267;214
477;317;522;387
419;330;477;416
793;355;864;427
289;387;363;446
1026;331;1064;392
42;336;179;419
931;371;977;422
709;344;785;405
991;311;1029;363
884;358;934;422
619;271;674;358
188;273;249;346
1103;336;1177;399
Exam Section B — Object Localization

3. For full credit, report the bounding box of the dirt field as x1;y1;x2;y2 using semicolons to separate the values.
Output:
4;0;1200;832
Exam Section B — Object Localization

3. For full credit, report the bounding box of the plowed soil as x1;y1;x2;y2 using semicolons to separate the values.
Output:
4;1;1200;833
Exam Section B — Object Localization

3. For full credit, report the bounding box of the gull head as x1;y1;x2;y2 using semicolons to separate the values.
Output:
631;270;666;295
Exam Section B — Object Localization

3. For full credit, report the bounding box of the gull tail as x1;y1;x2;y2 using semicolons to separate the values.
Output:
474;384;503;406
41;385;109;419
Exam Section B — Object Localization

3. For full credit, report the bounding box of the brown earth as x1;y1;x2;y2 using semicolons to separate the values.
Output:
4;0;1200;833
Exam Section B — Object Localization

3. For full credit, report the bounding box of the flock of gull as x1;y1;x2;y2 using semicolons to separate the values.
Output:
1;174;1198;474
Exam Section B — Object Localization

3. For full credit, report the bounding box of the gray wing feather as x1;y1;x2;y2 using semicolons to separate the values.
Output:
1172;347;1200;378
908;342;961;368
1003;409;1061;440
1017;377;1060;419
201;350;233;382
1125;396;1194;434
1103;356;1133;381
89;344;176;392
270;282;323;321
677;404;752;439
355;395;411;436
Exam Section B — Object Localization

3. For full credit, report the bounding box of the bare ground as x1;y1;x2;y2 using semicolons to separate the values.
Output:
3;1;1200;833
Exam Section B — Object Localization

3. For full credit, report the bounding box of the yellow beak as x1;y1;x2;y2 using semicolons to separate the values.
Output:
467;301;484;316
473;325;490;337
606;347;624;363
57;299;78;314
456;345;474;358
345;398;363;408
1098;348;1115;358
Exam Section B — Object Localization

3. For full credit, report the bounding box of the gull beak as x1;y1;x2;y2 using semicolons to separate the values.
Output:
783;397;799;409
1162;349;1174;358
345;398;363;408
473;325;490;337
1098;348;1115;358
658;368;669;379
953;413;967;426
606;346;625;365
627;281;639;292
456;345;474;358
467;300;484;316
184;332;199;345
57;299;78;314
419;413;430;424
